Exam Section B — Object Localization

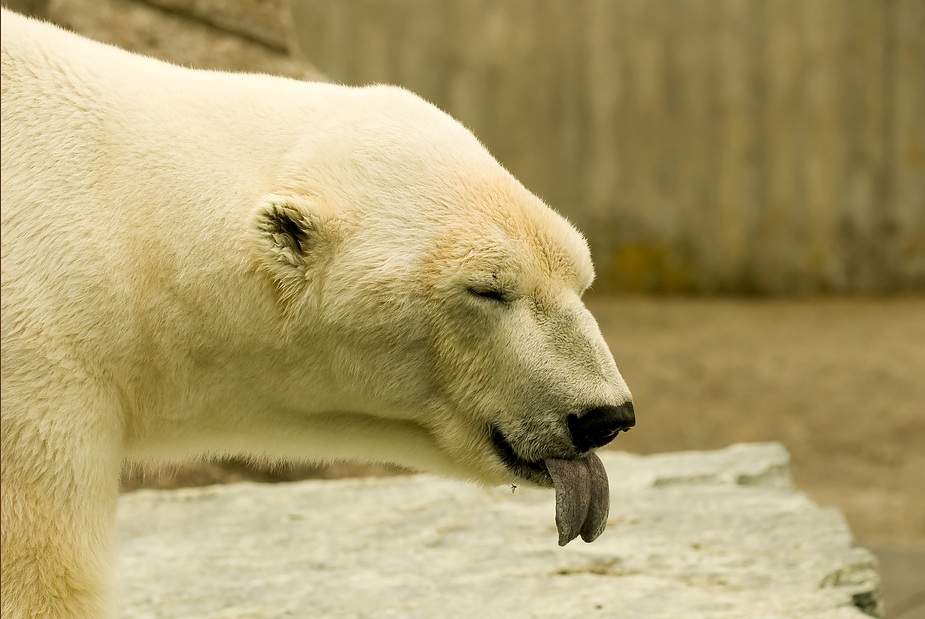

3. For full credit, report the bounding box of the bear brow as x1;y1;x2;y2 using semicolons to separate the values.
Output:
531;232;593;290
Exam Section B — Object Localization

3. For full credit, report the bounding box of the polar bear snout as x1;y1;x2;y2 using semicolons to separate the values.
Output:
567;401;635;453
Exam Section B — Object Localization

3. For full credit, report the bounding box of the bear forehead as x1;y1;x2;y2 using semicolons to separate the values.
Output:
287;85;595;287
353;89;593;281
431;169;595;290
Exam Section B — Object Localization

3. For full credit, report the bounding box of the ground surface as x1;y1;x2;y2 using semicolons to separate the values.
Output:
588;296;925;619
122;296;925;618
588;297;925;549
118;445;880;618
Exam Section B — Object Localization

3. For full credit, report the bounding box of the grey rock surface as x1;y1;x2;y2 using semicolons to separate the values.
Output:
117;443;882;618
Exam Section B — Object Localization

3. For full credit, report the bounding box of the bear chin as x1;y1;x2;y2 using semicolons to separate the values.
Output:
489;425;555;487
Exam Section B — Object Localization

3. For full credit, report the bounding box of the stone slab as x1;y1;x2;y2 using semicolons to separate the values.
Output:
117;443;881;618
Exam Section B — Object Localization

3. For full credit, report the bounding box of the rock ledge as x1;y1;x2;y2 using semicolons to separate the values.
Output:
117;443;882;618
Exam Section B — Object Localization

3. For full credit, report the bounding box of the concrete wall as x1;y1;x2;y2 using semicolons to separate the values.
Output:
291;0;925;293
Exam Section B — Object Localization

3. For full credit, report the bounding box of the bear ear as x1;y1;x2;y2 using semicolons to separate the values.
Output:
251;193;334;289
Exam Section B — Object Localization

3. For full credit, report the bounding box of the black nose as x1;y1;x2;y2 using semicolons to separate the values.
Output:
567;402;635;453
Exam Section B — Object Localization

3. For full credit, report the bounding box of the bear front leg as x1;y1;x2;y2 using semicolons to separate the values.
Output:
1;388;123;619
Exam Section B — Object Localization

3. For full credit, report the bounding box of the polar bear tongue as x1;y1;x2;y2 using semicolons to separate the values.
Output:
544;454;610;546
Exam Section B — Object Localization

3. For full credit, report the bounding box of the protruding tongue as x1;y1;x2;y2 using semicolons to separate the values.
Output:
544;453;610;546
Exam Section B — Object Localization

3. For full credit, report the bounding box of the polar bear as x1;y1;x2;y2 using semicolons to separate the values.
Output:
0;9;634;617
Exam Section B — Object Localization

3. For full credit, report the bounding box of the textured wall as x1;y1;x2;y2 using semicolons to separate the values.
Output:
292;0;925;293
1;0;326;80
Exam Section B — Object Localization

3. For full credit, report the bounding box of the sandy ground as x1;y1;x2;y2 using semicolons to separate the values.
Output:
587;297;925;548
123;296;925;617
588;296;925;619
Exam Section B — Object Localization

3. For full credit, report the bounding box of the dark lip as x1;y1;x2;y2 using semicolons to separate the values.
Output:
489;426;554;486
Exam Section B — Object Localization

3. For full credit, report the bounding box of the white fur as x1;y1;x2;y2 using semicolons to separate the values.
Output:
0;9;631;617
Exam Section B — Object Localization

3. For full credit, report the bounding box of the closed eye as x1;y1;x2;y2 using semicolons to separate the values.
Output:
467;287;508;303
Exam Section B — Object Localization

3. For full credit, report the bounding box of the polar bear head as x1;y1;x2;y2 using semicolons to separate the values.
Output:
251;86;633;488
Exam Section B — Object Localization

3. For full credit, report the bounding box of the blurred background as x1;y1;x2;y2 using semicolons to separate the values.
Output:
3;0;923;616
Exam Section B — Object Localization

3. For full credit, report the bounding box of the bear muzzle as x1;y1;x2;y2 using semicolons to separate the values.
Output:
490;400;634;546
